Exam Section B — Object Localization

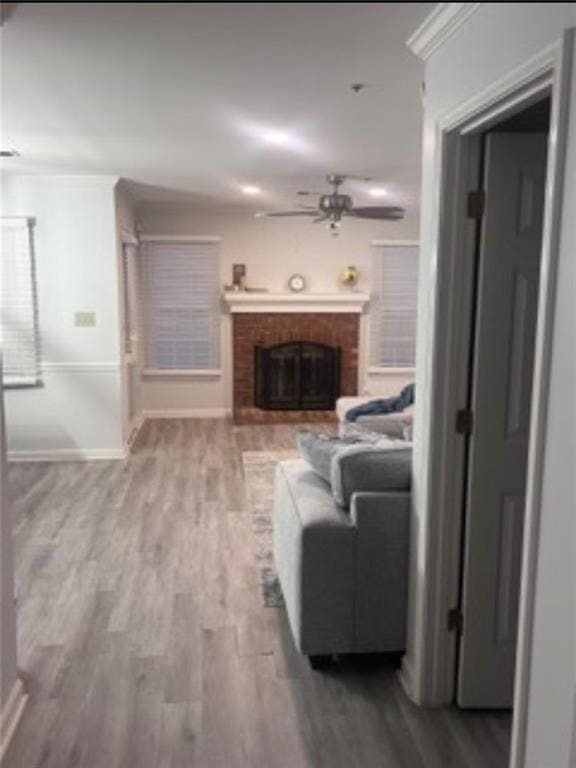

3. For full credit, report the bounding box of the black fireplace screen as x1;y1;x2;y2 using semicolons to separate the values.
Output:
255;342;341;411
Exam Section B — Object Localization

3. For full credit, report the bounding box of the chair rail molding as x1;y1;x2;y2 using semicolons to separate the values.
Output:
41;362;121;373
406;3;483;61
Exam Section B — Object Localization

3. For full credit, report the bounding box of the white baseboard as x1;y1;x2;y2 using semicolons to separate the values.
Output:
142;408;231;419
397;655;417;704
7;410;230;461
126;413;145;451
0;678;28;762
8;447;127;463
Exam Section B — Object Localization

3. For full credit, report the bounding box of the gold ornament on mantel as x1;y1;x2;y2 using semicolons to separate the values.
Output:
338;265;360;288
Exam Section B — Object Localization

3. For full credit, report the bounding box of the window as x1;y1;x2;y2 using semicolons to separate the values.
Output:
370;242;419;369
1;218;41;387
139;238;220;374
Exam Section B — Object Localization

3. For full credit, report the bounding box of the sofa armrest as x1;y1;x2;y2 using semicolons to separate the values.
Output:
273;460;356;655
350;491;410;529
349;491;411;652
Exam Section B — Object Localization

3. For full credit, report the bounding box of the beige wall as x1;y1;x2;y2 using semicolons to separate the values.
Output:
134;204;419;414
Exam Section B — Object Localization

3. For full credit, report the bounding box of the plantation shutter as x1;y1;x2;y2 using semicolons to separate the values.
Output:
139;239;221;373
1;218;41;387
370;243;419;369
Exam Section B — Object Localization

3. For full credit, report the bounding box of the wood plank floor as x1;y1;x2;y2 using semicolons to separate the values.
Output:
5;419;511;768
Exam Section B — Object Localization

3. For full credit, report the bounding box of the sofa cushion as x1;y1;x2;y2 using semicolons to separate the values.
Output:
296;429;387;484
331;445;412;509
296;430;411;509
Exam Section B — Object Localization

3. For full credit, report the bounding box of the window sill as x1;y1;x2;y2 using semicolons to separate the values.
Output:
142;369;222;379
367;367;415;375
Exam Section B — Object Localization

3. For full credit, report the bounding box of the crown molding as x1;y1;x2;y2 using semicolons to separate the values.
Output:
407;3;483;61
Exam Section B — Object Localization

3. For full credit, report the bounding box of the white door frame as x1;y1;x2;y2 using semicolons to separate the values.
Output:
410;31;573;768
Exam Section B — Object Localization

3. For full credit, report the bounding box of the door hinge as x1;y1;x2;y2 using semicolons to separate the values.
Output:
456;408;474;436
448;608;464;634
467;189;485;220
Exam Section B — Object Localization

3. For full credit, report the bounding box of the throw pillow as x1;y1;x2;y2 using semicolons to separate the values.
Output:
296;430;412;509
296;429;384;484
330;444;412;508
296;431;340;485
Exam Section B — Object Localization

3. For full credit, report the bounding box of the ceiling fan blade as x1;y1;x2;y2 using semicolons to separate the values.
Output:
333;174;372;182
349;206;405;220
255;210;320;218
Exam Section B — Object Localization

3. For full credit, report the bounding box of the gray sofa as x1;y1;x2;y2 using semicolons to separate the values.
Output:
272;456;411;667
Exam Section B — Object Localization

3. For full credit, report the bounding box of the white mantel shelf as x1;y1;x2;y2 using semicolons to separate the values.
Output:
224;291;370;314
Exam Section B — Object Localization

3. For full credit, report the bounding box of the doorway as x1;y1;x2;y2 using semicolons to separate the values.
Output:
455;99;551;709
406;30;573;768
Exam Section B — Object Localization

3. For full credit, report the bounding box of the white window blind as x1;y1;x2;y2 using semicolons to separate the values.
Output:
370;243;419;369
1;218;41;387
139;239;221;373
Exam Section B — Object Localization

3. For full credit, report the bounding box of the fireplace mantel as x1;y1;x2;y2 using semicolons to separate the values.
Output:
224;291;369;314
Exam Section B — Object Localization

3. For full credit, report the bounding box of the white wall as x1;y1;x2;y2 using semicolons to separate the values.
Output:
0;383;18;715
408;5;576;767
2;175;124;458
523;45;576;768
136;205;419;414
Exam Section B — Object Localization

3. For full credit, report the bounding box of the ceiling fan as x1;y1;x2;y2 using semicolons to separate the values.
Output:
255;174;405;233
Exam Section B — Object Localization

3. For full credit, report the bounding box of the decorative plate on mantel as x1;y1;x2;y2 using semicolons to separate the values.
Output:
287;273;306;292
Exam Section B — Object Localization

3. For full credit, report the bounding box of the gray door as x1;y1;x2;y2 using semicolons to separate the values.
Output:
457;133;548;708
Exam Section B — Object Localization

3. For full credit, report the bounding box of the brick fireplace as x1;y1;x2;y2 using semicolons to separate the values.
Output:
226;293;368;425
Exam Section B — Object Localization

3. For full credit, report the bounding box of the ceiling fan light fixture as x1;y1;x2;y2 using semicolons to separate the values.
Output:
369;187;388;198
254;174;405;227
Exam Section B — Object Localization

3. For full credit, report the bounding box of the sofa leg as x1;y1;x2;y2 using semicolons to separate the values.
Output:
308;654;333;671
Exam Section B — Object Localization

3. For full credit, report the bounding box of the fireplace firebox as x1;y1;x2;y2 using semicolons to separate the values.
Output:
255;342;341;411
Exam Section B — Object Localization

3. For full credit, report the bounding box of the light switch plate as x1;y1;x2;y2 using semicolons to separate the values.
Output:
74;311;96;327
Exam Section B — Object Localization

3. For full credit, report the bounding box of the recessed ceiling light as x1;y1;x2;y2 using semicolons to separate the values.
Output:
261;130;294;147
241;185;261;196
0;149;21;158
369;187;388;198
236;119;312;155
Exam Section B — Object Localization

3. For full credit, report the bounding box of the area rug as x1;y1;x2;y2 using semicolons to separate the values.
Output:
242;450;298;607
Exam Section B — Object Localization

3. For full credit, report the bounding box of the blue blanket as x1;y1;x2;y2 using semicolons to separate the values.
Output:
346;383;415;422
